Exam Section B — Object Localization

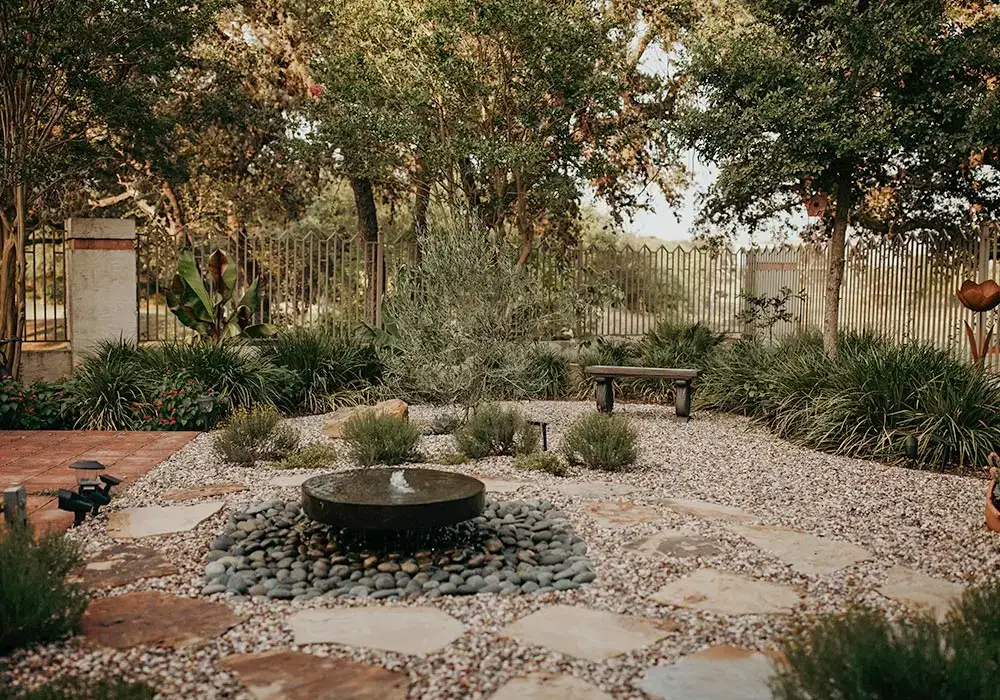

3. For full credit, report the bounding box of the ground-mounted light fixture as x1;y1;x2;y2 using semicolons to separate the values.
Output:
57;459;123;525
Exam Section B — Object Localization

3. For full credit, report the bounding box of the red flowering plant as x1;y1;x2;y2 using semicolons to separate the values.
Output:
0;377;74;429
131;378;226;431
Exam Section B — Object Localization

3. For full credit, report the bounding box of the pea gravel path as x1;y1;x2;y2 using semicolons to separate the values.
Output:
4;401;998;699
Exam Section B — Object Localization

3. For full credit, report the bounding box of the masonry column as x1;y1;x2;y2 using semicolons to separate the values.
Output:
65;218;137;366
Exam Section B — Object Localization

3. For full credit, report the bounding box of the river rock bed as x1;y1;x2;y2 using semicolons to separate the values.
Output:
203;497;596;600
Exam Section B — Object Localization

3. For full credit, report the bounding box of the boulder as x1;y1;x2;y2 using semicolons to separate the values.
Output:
322;400;409;439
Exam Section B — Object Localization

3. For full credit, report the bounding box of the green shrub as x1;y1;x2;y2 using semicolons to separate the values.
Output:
141;343;281;410
131;377;227;431
213;405;299;466
524;346;571;398
772;581;1000;700
514;452;568;476
0;678;156;700
68;340;150;430
562;412;638;471
260;327;382;415
0;378;75;430
640;320;725;369
275;442;338;470
435;451;470;465
342;411;422;466
454;404;539;459
0;524;88;655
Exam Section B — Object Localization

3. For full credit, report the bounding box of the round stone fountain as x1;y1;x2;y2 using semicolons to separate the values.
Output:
301;468;486;531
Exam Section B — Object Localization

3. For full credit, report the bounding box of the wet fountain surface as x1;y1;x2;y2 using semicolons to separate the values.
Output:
203;495;596;600
301;468;486;530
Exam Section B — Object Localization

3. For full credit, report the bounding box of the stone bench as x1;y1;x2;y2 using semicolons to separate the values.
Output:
584;365;700;419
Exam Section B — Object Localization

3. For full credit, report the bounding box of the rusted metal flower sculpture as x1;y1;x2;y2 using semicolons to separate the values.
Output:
957;280;1000;366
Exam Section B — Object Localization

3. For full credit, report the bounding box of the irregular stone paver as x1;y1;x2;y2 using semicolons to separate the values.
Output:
664;498;754;522
501;605;676;662
81;591;242;649
288;607;465;656
221;650;407;700
270;473;316;487
651;569;801;615
489;673;612;700
70;545;179;589
552;481;637;499
639;646;776;700
628;530;726;559
107;502;223;538
877;566;965;622
583;500;663;528
732;524;871;576
162;483;246;501
471;476;526;494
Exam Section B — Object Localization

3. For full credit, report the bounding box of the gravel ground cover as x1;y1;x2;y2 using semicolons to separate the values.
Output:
4;401;999;699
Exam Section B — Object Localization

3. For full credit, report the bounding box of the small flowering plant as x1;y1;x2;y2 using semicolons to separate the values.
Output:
0;377;74;429
131;378;227;431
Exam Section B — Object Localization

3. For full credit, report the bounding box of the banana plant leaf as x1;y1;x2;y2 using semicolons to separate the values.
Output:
208;249;237;304
176;249;214;315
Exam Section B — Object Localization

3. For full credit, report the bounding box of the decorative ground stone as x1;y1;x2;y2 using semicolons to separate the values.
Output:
583;500;663;528
70;545;179;589
552;481;637;498
221;650;407;700
639;646;776;700
288;607;466;656
323;399;408;438
107;501;223;538
650;569;801;615
162;483;246;501
627;530;726;559
471;476;526;494
501;605;675;661
732;524;871;576
877;566;965;622
81;592;242;649
664;498;754;522
489;673;612;700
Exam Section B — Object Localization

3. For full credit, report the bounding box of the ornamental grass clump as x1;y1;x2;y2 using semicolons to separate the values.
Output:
342;411;422;466
562;412;638;472
0;524;88;655
213;405;299;467
772;581;1000;700
275;442;338;470
454;403;539;459
524;346;571;399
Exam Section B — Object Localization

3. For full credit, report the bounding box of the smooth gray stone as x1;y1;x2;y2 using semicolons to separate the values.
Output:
267;586;294;599
201;584;227;595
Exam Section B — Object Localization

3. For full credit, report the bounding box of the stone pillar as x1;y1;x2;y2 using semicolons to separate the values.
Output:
65;219;137;366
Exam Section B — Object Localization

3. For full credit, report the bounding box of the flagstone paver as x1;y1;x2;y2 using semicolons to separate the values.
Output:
489;673;613;700
731;524;871;576
470;475;526;493
269;472;316;488
288;607;466;656
627;529;726;559
70;544;179;589
651;569;802;615
107;501;223;538
221;650;408;700
500;605;676;662
583;500;663;528
639;646;776;700
552;481;637;498
877;566;965;621
81;591;242;649
162;483;246;501
663;498;754;522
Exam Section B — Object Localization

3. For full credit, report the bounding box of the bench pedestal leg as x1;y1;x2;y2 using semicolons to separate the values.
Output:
596;378;614;413
674;381;692;420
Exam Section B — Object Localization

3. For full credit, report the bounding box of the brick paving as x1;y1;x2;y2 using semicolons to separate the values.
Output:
0;430;198;532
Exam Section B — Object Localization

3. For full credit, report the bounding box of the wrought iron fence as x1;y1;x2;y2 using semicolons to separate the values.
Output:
136;228;1000;370
23;227;68;343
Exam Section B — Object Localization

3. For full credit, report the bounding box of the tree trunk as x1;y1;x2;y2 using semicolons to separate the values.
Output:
0;185;26;377
162;181;193;248
514;173;533;268
823;168;853;359
351;177;383;325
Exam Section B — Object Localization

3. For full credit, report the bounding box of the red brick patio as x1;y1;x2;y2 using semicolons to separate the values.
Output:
0;431;199;532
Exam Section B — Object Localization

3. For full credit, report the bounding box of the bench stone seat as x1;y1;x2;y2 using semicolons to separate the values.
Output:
584;365;700;419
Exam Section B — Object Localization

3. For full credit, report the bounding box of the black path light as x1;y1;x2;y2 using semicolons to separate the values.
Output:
57;460;123;525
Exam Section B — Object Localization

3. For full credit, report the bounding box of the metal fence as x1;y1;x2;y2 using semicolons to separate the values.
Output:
135;228;1000;369
24;227;68;343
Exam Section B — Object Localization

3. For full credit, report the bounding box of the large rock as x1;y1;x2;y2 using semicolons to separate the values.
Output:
221;650;408;700
322;400;409;439
81;591;242;649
